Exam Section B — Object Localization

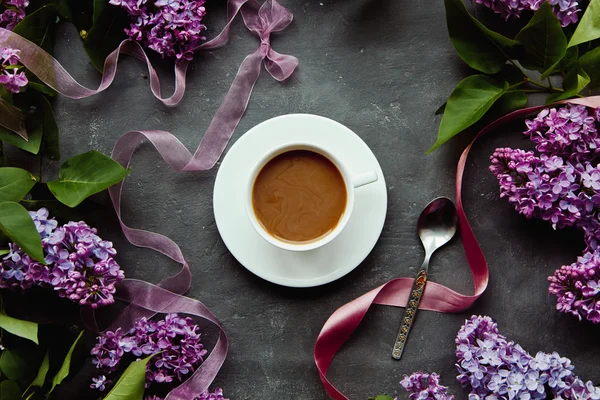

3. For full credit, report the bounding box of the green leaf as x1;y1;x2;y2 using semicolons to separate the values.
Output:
516;2;567;73
547;68;590;102
57;0;93;32
48;331;83;394
568;0;600;47
0;249;9;256
0;201;44;262
26;82;57;97
372;396;395;400
83;1;129;71
445;0;517;74
0;349;32;380
40;96;60;161
579;46;600;89
0;380;21;400
488;90;528;120
12;4;57;53
0;101;43;155
103;355;154;400
0;167;36;202
47;151;129;207
28;350;49;389
0;312;39;344
429;75;507;152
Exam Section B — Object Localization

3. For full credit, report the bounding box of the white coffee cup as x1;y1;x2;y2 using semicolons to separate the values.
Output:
245;143;378;252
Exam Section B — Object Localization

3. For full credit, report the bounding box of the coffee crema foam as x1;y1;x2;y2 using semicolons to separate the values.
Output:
252;150;347;243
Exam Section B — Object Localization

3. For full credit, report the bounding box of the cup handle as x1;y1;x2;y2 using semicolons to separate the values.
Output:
353;171;378;188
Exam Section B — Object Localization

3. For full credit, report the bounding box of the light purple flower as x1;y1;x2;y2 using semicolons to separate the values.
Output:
455;315;599;399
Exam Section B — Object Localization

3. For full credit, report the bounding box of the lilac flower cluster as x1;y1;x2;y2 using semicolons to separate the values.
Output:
109;0;207;61
0;0;28;30
0;47;27;93
474;0;580;27
400;372;455;400
91;314;209;395
489;104;600;323
548;251;600;323
0;208;124;308
456;315;600;399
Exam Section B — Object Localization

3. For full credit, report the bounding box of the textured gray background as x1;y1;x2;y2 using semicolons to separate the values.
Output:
27;0;600;398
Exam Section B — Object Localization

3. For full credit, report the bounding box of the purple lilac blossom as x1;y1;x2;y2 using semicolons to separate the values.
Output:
548;251;600;323
91;314;208;392
0;0;29;30
400;372;455;400
490;104;600;322
474;0;580;27
0;47;27;93
0;209;124;308
456;315;600;399
109;0;207;61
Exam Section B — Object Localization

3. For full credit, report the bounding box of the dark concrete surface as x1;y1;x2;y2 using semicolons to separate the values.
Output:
27;0;600;398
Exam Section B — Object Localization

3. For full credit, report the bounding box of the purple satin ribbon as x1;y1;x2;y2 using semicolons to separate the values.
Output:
1;0;297;397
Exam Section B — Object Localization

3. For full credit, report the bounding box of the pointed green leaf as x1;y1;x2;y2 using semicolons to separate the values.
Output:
516;2;567;73
579;46;600;89
0;380;21;400
0;349;36;381
547;68;590;102
83;1;129;72
568;0;600;47
0;312;39;344
48;331;83;394
0;167;36;202
11;4;57;52
541;46;579;80
0;249;9;256
26;82;57;97
429;75;507;152
29;350;50;389
445;0;517;73
0;201;44;262
0;112;42;155
47;151;129;207
103;355;154;400
488;90;528;120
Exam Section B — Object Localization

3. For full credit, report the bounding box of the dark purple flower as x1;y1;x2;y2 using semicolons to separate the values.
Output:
90;375;110;391
110;0;207;61
194;388;228;400
0;0;28;30
474;0;580;26
91;314;208;393
549;250;600;323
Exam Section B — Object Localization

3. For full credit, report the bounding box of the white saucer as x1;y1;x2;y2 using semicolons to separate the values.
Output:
213;114;387;287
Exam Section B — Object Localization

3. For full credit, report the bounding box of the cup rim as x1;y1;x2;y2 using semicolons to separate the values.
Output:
245;143;355;252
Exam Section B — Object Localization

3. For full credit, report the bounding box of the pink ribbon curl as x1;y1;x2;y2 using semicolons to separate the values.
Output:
314;96;600;400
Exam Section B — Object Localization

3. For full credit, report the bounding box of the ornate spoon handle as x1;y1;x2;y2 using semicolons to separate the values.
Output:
391;269;428;360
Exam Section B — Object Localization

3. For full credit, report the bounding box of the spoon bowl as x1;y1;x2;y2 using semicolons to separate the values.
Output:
417;197;459;258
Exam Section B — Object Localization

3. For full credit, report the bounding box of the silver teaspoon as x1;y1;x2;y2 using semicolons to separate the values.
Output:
391;197;458;360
